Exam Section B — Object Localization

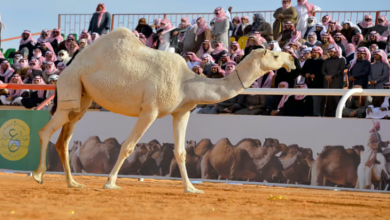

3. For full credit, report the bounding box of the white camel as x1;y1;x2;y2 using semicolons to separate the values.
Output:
32;27;295;193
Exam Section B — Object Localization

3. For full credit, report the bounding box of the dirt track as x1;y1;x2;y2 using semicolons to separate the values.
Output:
0;172;389;220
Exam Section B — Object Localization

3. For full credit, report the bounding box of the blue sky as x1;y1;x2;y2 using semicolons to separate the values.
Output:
0;0;388;50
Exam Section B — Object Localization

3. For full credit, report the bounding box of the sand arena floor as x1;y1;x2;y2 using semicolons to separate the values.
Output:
0;172;389;220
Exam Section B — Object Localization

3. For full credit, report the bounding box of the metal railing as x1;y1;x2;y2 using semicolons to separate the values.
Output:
57;14;92;38
1;84;389;119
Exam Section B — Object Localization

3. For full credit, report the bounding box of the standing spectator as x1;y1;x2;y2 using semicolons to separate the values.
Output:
194;17;211;56
88;3;111;35
369;44;379;61
345;43;356;64
334;33;347;57
357;15;375;38
234;82;267;115
341;21;361;43
49;28;63;53
348;47;371;88
372;15;389;36
274;45;301;88
0;13;6;49
0;60;14;83
273;0;298;41
320;33;335;59
233;16;252;41
182;18;198;54
302;46;324;116
305;32;322;47
153;19;178;53
135;18;153;39
322;45;346;117
212;7;229;49
369;49;390;89
302;16;317;40
252;13;273;42
295;0;321;34
19;30;36;59
342;85;372;118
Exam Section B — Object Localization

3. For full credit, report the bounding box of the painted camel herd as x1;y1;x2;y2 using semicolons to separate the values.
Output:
47;136;389;190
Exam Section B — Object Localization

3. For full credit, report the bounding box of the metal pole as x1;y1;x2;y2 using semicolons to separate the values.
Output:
335;88;363;119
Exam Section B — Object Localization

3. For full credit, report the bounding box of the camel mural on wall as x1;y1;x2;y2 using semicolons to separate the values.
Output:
47;129;390;192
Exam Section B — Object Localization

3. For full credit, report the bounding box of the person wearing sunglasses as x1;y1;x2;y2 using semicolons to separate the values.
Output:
358;15;375;38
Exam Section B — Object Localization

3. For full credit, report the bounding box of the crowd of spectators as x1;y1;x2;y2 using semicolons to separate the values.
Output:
1;1;390;119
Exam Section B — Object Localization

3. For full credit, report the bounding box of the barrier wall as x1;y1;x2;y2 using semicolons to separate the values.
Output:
39;112;390;192
0;110;50;171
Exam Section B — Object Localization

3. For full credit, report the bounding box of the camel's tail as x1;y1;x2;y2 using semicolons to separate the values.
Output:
50;86;58;116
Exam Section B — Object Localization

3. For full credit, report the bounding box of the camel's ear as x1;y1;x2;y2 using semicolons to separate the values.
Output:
263;49;267;56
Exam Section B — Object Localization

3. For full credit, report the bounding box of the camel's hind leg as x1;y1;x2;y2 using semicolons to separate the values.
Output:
104;111;158;189
33;96;92;188
172;111;203;194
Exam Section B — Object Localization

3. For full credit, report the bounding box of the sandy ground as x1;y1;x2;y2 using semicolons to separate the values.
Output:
0;172;390;220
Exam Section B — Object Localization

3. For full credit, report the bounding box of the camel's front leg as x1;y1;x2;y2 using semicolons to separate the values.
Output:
172;111;204;194
104;111;157;189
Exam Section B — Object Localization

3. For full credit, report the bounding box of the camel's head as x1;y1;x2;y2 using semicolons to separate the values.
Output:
249;49;296;73
352;145;365;155
300;148;313;159
186;140;196;149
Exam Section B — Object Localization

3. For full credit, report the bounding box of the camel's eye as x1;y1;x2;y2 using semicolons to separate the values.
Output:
274;55;279;59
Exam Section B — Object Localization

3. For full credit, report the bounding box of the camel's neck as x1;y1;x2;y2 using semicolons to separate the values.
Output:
187;59;266;104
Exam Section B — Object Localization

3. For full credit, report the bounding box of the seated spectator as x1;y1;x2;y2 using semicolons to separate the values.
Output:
32;48;45;66
0;74;25;105
199;40;213;57
268;40;282;52
40;42;55;57
36;29;50;47
275;76;313;117
194;17;211;56
327;20;339;37
184;52;201;70
348;47;371;88
351;33;365;49
290;29;302;44
49;28;63;53
67;41;79;60
366;82;390;119
135;18;153;39
369;49;390;89
209;64;225;78
257;70;274;88
19;30;36;59
269;82;289;115
80;30;92;45
298;45;308;57
277;21;295;47
21;76;46;109
234;82;267;115
357;15;375;38
23;59;43;84
386;43;390;58
0;60;14;83
343;85;372;118
192;65;206;77
138;33;147;45
0;81;9;105
252;13;273;42
58;34;76;52
334;33;347;57
304;32;322;47
42;62;59;83
224;61;236;76
11;54;22;71
366;31;387;50
233;16;252;41
219;54;230;70
302;16;317;40
232;16;241;33
57;62;66;75
91;32;100;43
314;23;326;41
58;50;71;65
321;15;331;30
274;45;301;88
210;41;227;63
372;15;389;36
300;48;311;67
88;3;111;35
45;51;58;66
46;74;59;99
341;21;361;43
229;41;244;63
288;42;300;56
369;44;379;61
213;95;246;114
67;39;87;66
320;33;335;59
200;54;214;77
345;43;356;64
16;58;29;80
243;33;265;59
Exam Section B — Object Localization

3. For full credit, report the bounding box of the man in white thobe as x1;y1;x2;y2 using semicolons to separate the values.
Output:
295;0;321;34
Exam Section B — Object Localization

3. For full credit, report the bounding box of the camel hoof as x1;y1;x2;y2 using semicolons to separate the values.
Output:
103;183;122;190
32;171;44;184
68;182;86;189
184;188;204;194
